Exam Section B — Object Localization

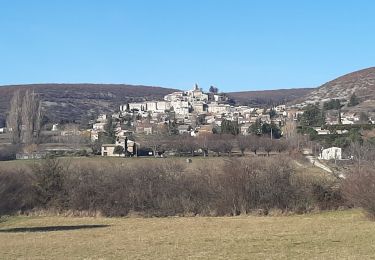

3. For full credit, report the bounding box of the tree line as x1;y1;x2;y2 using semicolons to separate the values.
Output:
141;134;291;157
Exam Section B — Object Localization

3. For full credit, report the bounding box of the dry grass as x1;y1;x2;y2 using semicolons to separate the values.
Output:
0;155;319;172
0;210;374;259
0;156;227;173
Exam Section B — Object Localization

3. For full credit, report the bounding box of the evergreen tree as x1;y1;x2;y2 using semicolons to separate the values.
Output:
209;86;219;94
299;105;325;126
348;93;359;107
221;119;239;135
269;108;277;119
248;118;262;135
261;123;282;139
323;99;341;110
113;146;124;157
104;116;116;143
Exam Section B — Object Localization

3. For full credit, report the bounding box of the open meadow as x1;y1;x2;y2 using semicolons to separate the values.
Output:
0;210;374;259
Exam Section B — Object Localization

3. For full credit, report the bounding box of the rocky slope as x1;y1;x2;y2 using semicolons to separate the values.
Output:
297;67;375;109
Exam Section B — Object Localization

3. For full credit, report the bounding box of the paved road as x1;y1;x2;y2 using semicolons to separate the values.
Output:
305;155;333;173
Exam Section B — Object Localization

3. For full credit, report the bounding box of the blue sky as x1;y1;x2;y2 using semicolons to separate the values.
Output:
0;0;374;91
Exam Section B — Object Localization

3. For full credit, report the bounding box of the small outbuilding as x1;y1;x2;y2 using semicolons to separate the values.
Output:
319;147;342;160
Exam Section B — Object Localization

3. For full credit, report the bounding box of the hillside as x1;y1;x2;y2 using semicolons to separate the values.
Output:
0;83;315;125
0;84;178;124
297;67;375;111
227;88;314;106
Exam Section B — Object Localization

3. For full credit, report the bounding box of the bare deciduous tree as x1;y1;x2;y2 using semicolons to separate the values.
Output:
220;134;235;156
349;142;373;170
343;164;375;218
169;134;198;157
248;136;260;155
143;134;166;157
21;90;42;145
261;138;274;156
274;139;288;153
237;135;250;156
196;135;209;157
7;90;23;144
7;90;42;145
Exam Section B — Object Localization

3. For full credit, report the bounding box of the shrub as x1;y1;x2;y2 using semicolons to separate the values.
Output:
0;170;35;215
0;145;20;161
311;183;345;210
32;158;67;209
0;156;348;217
342;165;375;218
217;157;295;215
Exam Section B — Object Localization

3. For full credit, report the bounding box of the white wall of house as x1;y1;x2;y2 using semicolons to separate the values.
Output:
93;122;106;131
101;145;118;157
129;102;146;111
146;102;157;111
175;107;190;115
207;104;230;114
156;101;171;110
319;147;342;160
193;104;204;113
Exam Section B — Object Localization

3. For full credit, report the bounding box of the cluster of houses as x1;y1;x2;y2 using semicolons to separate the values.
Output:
117;85;290;136
87;85;293;157
90;114;138;157
2;84;372;162
80;85;374;158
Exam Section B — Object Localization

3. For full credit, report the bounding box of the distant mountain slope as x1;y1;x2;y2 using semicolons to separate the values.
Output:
0;84;178;124
227;88;314;106
298;67;375;106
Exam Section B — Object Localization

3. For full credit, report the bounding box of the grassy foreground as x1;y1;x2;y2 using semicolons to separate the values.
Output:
0;210;374;259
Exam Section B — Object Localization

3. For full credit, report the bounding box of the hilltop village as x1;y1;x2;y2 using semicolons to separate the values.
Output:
90;85;285;156
83;85;373;158
1;84;374;161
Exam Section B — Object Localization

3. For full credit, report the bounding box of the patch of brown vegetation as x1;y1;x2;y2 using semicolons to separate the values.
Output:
227;88;313;106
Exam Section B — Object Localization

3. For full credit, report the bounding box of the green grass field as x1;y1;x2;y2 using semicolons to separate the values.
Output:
1;210;374;259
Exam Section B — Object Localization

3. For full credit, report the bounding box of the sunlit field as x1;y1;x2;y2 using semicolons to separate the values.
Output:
0;210;374;259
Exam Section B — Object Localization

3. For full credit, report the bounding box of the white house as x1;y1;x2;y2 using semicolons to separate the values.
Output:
178;125;190;134
93;122;106;131
341;118;354;125
101;144;118;157
213;94;225;102
207;103;230;114
156;101;171;111
275;105;286;112
97;114;108;122
319;147;342;160
174;107;190;115
146;102;158;112
128;102;147;111
193;103;205;113
102;140;138;157
164;91;184;102
90;130;99;141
